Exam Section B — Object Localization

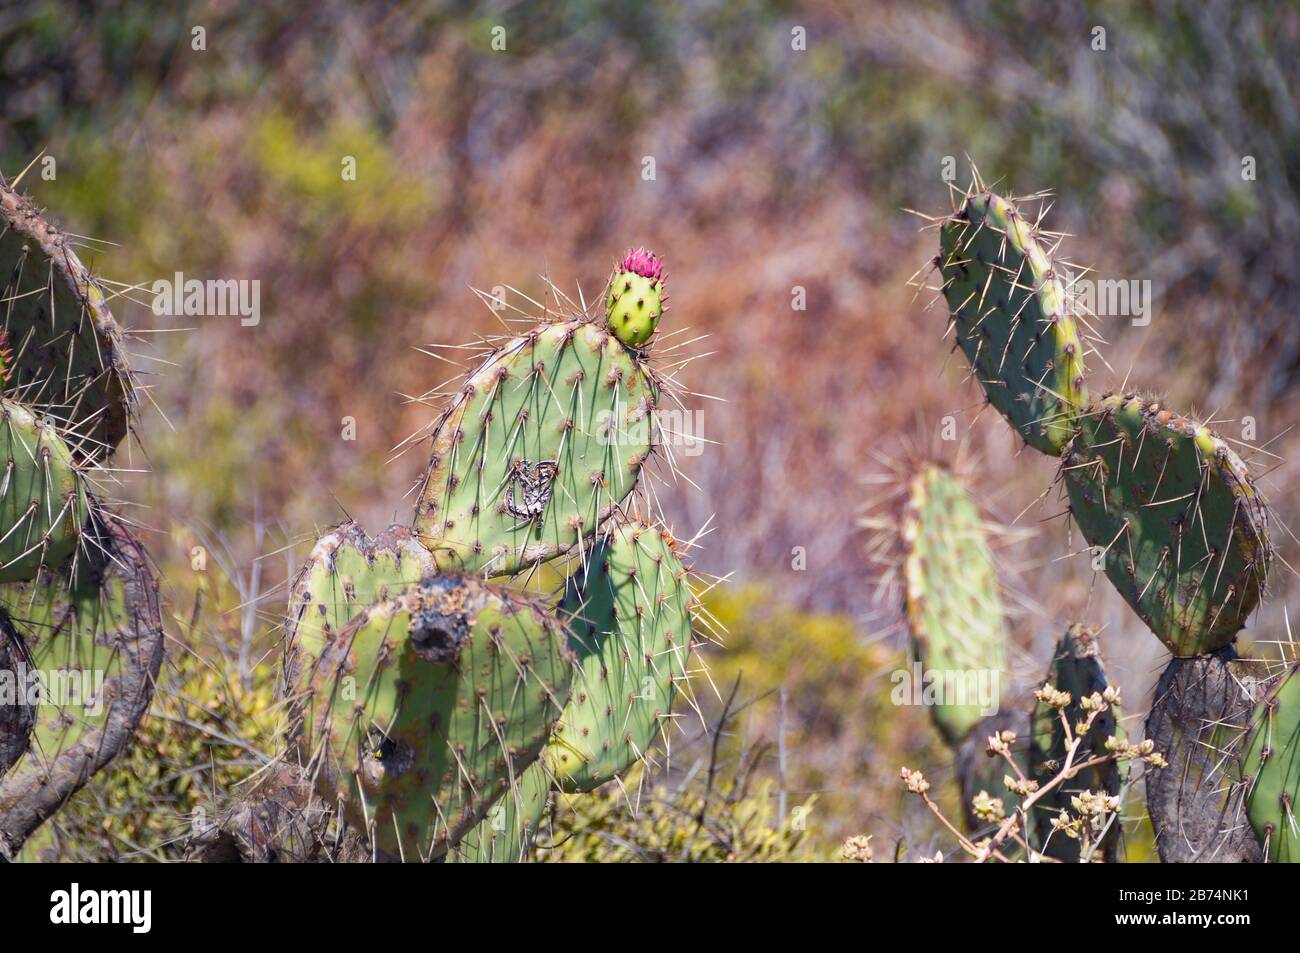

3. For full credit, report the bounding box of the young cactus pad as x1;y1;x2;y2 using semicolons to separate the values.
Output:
546;519;695;791
605;248;666;348
305;575;573;861
0;179;134;459
414;318;657;577
1242;662;1300;862
1062;395;1270;656
938;188;1086;455
900;464;1007;746
1144;648;1267;862
0;398;88;583
1028;624;1122;862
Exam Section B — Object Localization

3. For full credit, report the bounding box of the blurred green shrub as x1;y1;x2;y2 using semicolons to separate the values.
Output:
541;778;818;863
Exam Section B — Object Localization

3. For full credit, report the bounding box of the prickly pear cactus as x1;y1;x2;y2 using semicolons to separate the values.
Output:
900;464;1007;745
938;187;1087;455
546;519;695;791
1028;624;1122;862
0;398;88;584
1145;647;1267;862
304;576;573;861
413;318;657;577
0;179;157;858
0;179;134;459
252;248;701;864
450;761;551;863
605;248;667;348
1062;395;1271;656
1243;662;1300;862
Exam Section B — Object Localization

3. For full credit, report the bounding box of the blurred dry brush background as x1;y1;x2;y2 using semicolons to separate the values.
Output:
2;0;1298;859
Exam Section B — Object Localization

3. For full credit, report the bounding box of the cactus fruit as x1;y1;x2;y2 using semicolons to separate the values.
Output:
547;519;695;791
304;575;573;861
0;179;134;460
1061;394;1270;656
1144;647;1267;862
900;464;1008;745
938;188;1087;455
1027;624;1122;862
450;761;550;863
1242;662;1300;862
413;318;657;577
605;248;666;348
0;398;88;583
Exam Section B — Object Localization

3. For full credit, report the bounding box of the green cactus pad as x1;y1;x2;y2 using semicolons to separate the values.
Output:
414;318;656;577
1062;394;1271;656
938;188;1087;455
1028;624;1123;862
2;504;145;761
449;761;550;863
0;398;88;583
283;521;435;706
0;180;134;460
0;501;163;849
1243;662;1300;862
304;576;573;861
900;464;1007;746
1145;647;1267;862
546;519;695;791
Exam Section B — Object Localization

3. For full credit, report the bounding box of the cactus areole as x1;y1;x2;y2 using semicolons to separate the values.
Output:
605;247;666;348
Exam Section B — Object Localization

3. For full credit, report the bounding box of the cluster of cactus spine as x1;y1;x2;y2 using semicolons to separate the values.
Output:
0;174;164;860
268;248;699;863
908;167;1293;862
